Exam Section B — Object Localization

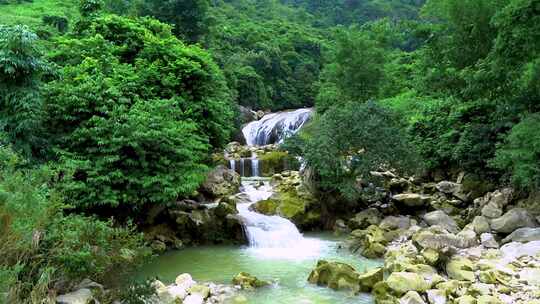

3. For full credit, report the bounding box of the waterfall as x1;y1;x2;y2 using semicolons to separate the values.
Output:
236;179;304;249
229;159;236;173
251;158;260;177
242;108;313;146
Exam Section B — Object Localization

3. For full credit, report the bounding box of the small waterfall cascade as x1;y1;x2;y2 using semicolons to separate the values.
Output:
242;108;313;146
236;179;304;249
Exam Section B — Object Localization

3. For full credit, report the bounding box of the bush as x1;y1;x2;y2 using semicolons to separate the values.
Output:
491;113;540;189
43;15;234;209
293;101;420;201
0;146;151;302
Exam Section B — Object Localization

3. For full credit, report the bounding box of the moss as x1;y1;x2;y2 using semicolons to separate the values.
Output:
259;151;298;176
252;199;279;215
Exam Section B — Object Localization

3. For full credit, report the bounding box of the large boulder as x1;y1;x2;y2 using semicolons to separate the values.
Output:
480;233;499;248
413;227;477;251
393;193;432;207
423;211;459;234
232;272;270;289
307;260;361;293
490;208;537;233
436;181;468;201
347;225;388;258
476;188;513;219
502;227;540;243
386;272;431;295
358;267;384;292
200;165;241;198
380;216;413;231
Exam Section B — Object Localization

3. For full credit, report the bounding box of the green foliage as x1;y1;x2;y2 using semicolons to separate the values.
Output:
0;146;150;302
291;101;419;201
0;25;49;159
491;113;540;189
79;0;103;16
140;0;210;42
0;0;79;30
42;15;233;209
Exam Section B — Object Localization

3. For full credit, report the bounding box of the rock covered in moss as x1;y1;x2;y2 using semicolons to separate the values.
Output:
200;165;241;199
232;272;270;289
307;260;361;293
358;267;384;292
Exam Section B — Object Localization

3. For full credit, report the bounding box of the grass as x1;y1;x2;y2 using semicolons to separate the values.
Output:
0;0;79;29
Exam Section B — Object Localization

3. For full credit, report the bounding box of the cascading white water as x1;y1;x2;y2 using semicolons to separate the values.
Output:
229;159;236;173
251;158;260;177
242;108;313;146
236;179;305;249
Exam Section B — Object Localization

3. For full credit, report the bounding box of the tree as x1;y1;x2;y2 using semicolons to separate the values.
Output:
140;0;210;42
0;25;49;159
43;15;234;210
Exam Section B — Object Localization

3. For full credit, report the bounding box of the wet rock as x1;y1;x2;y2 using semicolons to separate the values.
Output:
358;267;383;292
307;260;361;293
399;291;427;304
386;272;430;295
56;289;94;304
188;284;211;298
393;193;432;207
200;165;241;198
347;225;388;258
232;272;270;290
502;227;540;243
490;208;537;233
423;210;459;234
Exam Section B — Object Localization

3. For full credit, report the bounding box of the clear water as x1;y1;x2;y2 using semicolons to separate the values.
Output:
137;232;381;304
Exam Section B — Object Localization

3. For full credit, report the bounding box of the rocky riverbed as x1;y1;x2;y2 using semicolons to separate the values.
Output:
307;171;540;304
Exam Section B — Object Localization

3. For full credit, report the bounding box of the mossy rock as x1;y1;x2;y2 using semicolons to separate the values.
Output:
232;272;270;289
307;260;361;293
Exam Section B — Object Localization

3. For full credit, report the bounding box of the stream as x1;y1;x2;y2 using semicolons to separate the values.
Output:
138;178;381;304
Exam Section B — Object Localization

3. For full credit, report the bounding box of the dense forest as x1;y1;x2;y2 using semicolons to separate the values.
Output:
1;0;539;303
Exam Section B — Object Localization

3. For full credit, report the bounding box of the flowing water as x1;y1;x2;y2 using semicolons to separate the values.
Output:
242;108;313;146
138;179;381;303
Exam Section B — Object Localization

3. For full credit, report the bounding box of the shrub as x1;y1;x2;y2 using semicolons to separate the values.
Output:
0;146;151;302
296;101;420;201
491;113;540;190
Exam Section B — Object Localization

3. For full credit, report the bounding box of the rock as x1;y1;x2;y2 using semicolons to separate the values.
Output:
380;216;413;230
399;291;427;304
472;216;491;234
349;208;382;230
176;273;196;290
333;219;350;234
477;295;503;304
455;295;476;304
393;193;432;207
480;233;499;248
423;210;459;233
188;284;211;298
413;227;477;250
238;105;257;123
446;257;475;281
183;294;204;304
490;208;537;233
426;289;447;304
436;181;468;201
358;267;383;292
167;285;188;301
421;248;440;266
500;240;540;261
502;227;540;243
232;295;248;304
386;272;430;295
478;188;513;219
56;289;94;304
232;272;270;289
436;181;461;194
200;165;241;198
518;268;540;286
307;260;361;293
347;225;388;258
